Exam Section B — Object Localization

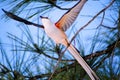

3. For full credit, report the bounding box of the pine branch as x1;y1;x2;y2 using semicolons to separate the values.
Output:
2;9;44;28
23;38;120;79
84;38;120;60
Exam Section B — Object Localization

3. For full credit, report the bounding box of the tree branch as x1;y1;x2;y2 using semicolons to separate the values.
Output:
2;9;44;28
24;38;120;79
48;0;70;10
70;0;115;44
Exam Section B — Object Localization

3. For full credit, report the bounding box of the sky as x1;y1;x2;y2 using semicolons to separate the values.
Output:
0;0;115;49
0;0;118;73
0;0;117;62
0;0;118;54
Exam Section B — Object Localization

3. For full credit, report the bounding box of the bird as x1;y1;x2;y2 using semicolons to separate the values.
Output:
2;0;99;80
41;0;99;80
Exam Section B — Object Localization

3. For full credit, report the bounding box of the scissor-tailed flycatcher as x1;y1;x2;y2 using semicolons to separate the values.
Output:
2;0;99;80
41;0;99;80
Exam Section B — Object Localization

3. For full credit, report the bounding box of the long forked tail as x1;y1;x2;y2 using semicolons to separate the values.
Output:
67;44;100;80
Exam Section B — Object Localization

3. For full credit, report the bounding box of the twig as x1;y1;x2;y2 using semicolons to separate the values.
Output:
97;11;105;28
43;52;75;62
2;9;44;28
27;38;120;79
70;0;115;44
101;24;117;29
48;0;70;10
48;43;71;80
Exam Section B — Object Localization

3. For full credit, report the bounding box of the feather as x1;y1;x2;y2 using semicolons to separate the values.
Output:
65;44;100;80
55;0;87;31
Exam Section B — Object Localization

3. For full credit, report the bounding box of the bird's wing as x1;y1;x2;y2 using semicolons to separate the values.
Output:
55;0;86;31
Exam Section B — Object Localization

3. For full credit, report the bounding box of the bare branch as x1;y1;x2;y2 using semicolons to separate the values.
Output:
101;24;117;29
48;0;70;10
2;9;44;28
70;0;115;44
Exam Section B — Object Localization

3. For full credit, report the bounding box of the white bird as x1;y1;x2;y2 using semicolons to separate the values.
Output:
41;0;100;80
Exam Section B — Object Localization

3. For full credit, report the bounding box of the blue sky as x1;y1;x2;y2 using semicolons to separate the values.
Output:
0;0;119;77
0;0;117;57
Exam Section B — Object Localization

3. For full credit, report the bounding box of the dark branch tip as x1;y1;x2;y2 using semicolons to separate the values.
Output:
2;9;7;13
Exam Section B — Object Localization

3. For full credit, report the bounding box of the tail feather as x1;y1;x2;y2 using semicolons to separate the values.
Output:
67;44;99;80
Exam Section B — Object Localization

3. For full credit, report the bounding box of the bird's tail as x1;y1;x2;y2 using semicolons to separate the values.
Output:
67;44;99;80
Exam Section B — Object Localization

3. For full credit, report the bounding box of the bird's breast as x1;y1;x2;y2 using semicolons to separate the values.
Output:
44;24;67;44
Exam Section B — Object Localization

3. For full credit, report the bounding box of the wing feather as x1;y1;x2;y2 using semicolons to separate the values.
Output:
55;0;86;31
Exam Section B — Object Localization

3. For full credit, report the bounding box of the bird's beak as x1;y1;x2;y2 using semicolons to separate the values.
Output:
40;16;44;18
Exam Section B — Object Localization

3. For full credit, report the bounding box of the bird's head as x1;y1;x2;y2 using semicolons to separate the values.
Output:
40;16;50;23
40;16;48;19
40;16;53;28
